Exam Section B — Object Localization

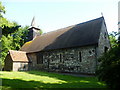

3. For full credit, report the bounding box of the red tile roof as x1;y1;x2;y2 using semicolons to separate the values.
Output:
9;50;28;62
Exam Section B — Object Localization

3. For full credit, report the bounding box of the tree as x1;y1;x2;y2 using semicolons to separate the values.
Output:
0;1;5;17
0;2;29;68
109;31;118;48
1;26;29;66
0;2;42;69
96;40;120;89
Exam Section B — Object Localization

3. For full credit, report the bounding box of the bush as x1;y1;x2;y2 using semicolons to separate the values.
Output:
96;46;120;89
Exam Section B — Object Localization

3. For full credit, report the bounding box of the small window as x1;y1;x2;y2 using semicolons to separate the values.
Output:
79;52;82;62
89;51;92;54
92;50;95;52
60;54;62;62
104;32;107;39
104;47;108;53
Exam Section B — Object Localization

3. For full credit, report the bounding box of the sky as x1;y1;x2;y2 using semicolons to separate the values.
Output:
1;0;120;33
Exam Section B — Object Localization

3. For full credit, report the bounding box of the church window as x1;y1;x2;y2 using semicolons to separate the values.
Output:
60;54;62;62
104;47;108;53
104;32;107;39
89;51;92;54
79;52;82;62
92;50;95;52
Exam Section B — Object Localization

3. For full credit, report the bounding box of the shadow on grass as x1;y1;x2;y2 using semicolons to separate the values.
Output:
2;78;105;89
2;78;63;89
27;71;78;81
1;71;106;89
26;71;106;88
27;71;98;81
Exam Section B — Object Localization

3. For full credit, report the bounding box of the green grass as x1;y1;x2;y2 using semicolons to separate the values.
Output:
0;71;106;89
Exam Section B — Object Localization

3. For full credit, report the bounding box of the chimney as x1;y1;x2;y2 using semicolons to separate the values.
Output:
28;17;41;41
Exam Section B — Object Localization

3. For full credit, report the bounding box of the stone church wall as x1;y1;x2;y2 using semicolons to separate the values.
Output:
97;21;111;58
27;22;110;74
26;21;111;74
42;46;97;74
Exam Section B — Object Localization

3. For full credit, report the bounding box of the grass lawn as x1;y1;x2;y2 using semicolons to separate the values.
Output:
0;71;106;89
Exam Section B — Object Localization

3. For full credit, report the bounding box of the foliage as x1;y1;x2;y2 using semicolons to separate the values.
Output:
2;25;21;36
0;1;42;68
109;31;118;48
1;26;29;65
0;71;106;89
0;17;16;27
96;45;120;89
0;1;5;17
0;2;29;68
40;29;43;35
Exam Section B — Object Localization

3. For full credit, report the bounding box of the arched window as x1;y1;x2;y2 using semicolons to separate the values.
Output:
104;47;108;53
104;32;107;39
79;52;82;62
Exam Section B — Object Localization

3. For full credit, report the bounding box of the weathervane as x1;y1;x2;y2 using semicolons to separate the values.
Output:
101;12;103;16
31;16;36;27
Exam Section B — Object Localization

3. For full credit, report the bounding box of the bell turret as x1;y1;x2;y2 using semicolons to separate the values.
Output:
28;17;41;41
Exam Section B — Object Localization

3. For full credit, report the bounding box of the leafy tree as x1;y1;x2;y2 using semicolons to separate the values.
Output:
1;26;29;65
96;41;120;89
0;1;42;69
0;2;29;68
0;1;5;17
109;31;118;48
2;25;21;36
96;31;120;89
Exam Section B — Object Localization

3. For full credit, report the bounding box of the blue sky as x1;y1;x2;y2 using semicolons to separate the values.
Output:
1;0;120;33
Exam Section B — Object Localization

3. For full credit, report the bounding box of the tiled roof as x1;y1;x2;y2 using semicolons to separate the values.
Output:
9;50;28;62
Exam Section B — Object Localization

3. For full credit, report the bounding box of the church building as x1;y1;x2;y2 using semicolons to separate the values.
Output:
4;17;110;74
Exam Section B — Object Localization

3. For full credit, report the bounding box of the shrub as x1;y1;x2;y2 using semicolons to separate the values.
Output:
96;46;120;89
